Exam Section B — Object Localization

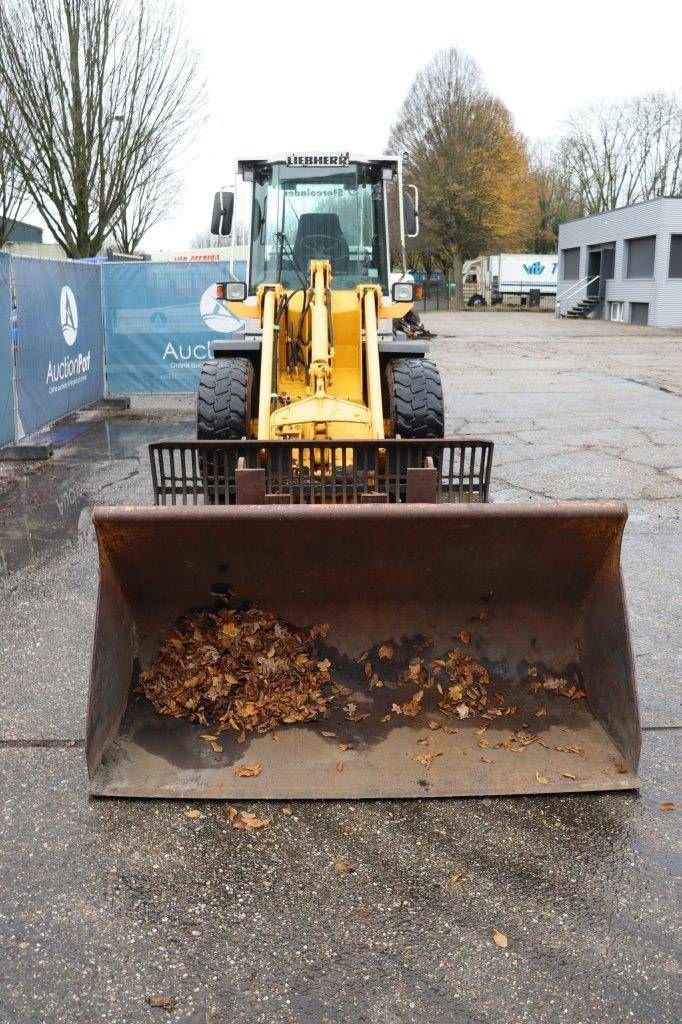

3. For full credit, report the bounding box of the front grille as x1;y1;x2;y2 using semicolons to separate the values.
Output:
149;439;493;506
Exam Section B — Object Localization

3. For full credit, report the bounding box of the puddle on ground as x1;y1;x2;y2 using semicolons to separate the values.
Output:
0;414;194;579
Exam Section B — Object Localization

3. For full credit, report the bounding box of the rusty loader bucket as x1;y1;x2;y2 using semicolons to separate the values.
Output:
87;502;640;799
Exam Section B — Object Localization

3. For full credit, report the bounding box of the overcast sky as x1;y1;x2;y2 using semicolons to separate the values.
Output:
36;0;682;250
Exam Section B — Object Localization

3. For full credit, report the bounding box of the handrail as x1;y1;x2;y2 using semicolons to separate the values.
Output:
557;275;600;304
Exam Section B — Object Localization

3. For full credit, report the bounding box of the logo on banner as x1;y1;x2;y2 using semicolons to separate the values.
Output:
60;286;78;345
199;285;242;333
46;282;91;392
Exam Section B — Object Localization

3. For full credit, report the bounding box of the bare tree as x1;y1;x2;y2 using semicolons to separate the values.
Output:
191;223;250;249
0;92;28;248
0;0;204;258
112;163;179;254
558;92;682;214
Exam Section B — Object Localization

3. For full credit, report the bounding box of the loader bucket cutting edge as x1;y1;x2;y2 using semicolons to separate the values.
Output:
87;502;640;799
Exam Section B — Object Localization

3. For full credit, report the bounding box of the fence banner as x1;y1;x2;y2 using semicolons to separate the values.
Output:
13;257;104;437
0;254;14;446
103;261;243;394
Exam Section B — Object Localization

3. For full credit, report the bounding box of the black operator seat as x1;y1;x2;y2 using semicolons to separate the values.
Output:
293;213;350;273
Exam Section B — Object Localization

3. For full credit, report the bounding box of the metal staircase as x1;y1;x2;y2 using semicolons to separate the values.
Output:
566;295;601;319
557;275;601;320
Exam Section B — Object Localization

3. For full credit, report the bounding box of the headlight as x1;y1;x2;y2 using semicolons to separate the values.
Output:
392;282;414;302
216;281;247;301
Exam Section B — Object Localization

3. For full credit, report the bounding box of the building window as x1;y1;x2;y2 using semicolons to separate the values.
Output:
609;301;624;322
630;302;649;326
562;247;580;280
626;235;656;279
669;235;682;278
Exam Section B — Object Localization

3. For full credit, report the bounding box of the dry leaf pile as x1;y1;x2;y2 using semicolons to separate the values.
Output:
139;605;332;737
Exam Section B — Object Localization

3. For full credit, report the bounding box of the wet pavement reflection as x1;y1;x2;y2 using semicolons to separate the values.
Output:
0;413;193;581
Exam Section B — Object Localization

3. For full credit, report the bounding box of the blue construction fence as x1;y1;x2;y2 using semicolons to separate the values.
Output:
0;256;247;446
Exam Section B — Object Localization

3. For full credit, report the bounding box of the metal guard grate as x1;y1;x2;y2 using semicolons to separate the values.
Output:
149;439;493;506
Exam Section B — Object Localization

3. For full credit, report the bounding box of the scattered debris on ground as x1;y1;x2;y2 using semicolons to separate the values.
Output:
333;859;357;875
146;995;176;1012
227;806;271;831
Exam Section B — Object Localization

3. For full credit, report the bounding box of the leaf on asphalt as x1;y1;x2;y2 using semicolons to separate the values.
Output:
660;802;676;812
230;810;271;831
450;871;465;884
200;733;219;742
333;859;356;874
535;771;549;785
146;995;176;1011
235;763;262;778
183;808;202;819
281;804;293;816
378;643;394;660
492;929;508;949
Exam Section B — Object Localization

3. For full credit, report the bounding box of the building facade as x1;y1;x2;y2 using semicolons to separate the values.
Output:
557;197;682;327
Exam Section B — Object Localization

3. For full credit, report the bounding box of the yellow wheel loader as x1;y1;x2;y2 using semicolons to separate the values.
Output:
87;153;640;799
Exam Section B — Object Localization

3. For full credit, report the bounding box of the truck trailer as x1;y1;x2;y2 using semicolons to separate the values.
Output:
462;253;558;307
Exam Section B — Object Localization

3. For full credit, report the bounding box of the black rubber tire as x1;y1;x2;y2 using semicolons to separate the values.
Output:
197;358;255;439
468;294;486;307
385;358;444;439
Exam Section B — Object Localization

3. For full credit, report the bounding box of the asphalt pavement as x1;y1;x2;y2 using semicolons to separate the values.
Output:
0;312;680;1023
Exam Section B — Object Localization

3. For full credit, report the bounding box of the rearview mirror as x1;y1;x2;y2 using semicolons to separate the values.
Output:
211;190;234;236
403;186;419;238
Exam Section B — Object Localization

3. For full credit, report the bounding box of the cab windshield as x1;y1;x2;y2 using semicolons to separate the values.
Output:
248;162;388;292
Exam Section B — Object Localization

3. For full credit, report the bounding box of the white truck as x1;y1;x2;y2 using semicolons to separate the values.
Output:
462;253;558;307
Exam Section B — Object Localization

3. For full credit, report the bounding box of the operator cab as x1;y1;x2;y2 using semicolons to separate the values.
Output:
211;153;418;295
